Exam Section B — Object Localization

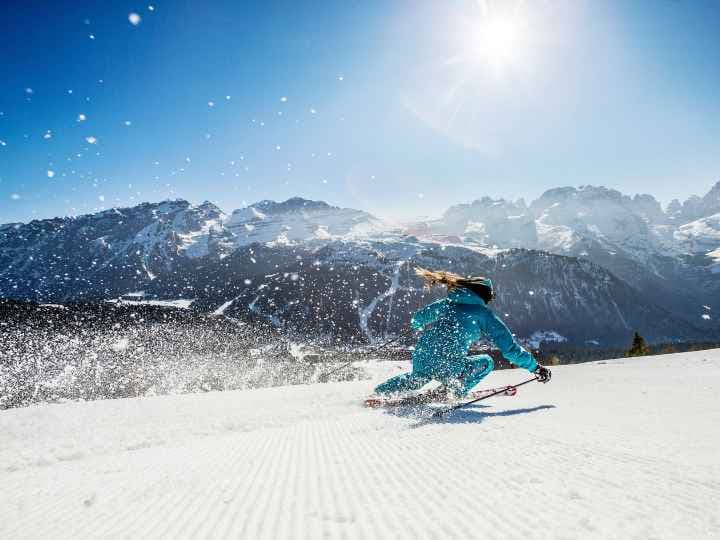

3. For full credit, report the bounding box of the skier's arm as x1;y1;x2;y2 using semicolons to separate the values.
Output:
410;299;446;330
485;312;538;372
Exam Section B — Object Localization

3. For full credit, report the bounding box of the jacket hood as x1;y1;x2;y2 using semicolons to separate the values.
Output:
447;287;486;305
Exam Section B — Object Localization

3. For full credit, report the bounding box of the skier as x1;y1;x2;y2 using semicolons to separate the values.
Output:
373;267;551;399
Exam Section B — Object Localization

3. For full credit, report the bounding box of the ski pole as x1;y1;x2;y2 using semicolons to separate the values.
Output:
318;328;413;382
432;376;539;417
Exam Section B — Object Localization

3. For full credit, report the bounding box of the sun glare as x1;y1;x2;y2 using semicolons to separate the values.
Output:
472;15;525;70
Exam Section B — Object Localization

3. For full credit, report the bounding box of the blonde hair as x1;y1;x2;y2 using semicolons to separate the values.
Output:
414;267;466;291
415;267;496;302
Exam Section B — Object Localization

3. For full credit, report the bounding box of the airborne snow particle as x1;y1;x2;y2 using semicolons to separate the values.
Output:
47;170;55;178
0;140;6;146
98;195;105;202
124;120;132;126
702;314;711;320
244;279;252;285
280;96;287;102
43;131;52;139
528;290;535;295
77;113;87;122
89;34;95;40
208;101;215;107
275;145;281;151
225;95;231;100
337;75;344;81
418;193;424;199
111;337;130;351
128;13;141;25
85;136;97;144
148;5;155;11
10;193;20;200
310;108;316;114
25;87;34;94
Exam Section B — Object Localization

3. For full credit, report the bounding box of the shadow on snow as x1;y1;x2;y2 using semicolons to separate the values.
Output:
381;404;556;428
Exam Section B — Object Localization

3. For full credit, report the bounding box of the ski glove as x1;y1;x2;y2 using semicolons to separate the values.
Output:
534;365;552;383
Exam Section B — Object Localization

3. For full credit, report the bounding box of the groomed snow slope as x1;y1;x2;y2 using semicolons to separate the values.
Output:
2;351;719;539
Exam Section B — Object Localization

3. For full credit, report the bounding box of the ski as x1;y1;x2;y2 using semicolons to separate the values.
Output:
432;376;538;417
364;385;517;408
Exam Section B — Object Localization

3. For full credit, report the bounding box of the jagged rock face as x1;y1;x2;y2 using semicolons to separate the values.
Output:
430;197;537;247
530;186;666;256
225;197;380;247
678;181;720;223
675;214;720;255
419;186;677;260
631;194;667;225
0;200;232;300
425;183;720;260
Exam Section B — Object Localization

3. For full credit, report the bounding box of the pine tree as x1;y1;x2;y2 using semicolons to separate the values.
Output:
626;331;650;357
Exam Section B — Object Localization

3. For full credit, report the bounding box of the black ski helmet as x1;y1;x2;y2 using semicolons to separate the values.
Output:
462;276;495;304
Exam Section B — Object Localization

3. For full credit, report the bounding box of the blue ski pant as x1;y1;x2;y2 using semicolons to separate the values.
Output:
374;354;494;397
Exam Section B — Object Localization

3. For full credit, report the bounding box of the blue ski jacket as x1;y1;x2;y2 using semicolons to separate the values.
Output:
410;287;538;378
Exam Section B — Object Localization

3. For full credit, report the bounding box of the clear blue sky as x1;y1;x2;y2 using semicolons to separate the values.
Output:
1;0;718;223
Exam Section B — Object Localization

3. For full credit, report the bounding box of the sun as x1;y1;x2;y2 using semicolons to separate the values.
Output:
483;18;520;60
471;14;526;70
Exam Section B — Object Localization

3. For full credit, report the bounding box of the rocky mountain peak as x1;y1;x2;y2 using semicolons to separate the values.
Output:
252;197;334;215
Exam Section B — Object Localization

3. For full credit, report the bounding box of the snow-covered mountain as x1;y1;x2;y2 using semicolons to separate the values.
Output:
530;186;674;258
0;199;234;298
675;213;720;255
0;190;717;345
225;197;382;247
412;182;720;326
422;183;720;258
667;181;720;224
426;185;679;259
417;197;537;248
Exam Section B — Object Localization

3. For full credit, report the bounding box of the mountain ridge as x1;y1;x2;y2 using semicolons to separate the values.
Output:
1;186;718;345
